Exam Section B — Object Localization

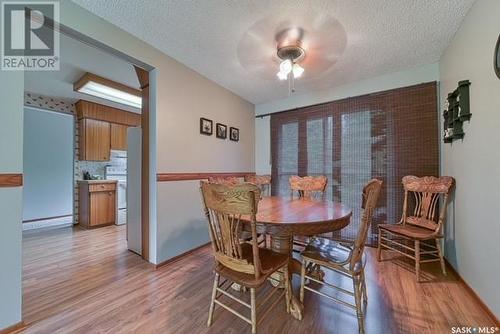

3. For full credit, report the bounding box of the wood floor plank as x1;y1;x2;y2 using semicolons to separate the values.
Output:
20;225;497;333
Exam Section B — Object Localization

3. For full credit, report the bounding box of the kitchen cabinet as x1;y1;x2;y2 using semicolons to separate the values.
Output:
78;181;117;228
76;100;141;160
110;123;128;150
79;118;111;161
76;100;141;127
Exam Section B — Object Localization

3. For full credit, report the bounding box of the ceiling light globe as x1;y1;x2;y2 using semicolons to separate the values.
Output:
292;63;304;78
277;71;288;80
279;59;293;75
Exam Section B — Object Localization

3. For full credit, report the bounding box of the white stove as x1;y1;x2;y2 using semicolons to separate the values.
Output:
106;157;127;225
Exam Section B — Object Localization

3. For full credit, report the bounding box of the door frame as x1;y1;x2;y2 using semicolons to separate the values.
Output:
38;13;155;262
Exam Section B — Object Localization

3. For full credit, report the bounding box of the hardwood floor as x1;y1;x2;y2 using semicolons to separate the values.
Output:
21;225;496;334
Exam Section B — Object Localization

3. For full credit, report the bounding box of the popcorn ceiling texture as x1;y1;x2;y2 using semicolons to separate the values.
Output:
71;0;474;104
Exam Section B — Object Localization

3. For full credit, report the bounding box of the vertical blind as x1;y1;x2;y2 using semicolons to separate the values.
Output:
270;82;439;245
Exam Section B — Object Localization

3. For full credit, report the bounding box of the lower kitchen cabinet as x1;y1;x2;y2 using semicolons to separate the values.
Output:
78;181;117;228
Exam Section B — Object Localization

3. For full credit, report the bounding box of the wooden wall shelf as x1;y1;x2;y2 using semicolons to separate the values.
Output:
443;80;471;143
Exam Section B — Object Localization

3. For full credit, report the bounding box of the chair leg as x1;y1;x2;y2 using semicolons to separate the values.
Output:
299;259;307;303
283;266;291;314
207;273;219;327
377;230;382;262
361;270;368;304
353;276;364;332
435;239;447;276
250;288;257;334
415;240;421;282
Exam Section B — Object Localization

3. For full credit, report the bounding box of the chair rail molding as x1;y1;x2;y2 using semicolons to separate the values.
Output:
0;174;23;187
157;172;255;182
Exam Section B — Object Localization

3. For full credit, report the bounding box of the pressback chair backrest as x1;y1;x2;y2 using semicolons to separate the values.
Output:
244;175;272;196
208;176;241;186
350;179;383;269
289;175;328;200
200;182;264;279
401;176;455;233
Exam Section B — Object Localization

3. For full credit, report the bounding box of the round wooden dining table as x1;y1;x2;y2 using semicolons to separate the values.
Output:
242;196;352;320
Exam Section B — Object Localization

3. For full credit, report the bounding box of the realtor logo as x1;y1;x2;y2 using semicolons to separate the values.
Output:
1;1;59;70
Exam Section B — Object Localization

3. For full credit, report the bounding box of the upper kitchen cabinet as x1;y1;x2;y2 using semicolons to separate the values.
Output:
110;123;128;151
76;100;141;127
79;118;111;161
76;100;141;160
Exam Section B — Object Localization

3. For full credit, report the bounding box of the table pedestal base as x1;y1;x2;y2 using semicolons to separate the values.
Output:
270;235;304;320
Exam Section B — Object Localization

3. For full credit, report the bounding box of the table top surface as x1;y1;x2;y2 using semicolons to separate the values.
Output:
254;196;352;225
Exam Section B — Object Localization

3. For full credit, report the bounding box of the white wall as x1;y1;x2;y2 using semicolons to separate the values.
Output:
255;63;440;174
0;71;23;329
439;0;500;317
156;73;254;261
23;108;74;221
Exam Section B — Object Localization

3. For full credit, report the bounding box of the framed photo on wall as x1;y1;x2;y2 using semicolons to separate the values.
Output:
200;118;213;136
216;123;227;139
230;127;239;142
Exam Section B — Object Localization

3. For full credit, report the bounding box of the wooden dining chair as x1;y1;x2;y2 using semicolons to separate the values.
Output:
289;175;328;250
289;175;327;200
200;182;291;334
245;174;272;196
208;176;241;186
299;179;382;334
377;175;454;282
244;175;272;247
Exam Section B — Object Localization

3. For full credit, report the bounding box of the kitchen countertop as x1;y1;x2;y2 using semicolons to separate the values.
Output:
77;179;118;184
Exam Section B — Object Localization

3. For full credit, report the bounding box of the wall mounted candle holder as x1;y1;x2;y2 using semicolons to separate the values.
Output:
443;80;471;143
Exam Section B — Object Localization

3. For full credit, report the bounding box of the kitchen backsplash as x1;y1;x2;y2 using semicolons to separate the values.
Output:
76;150;127;179
75;161;108;179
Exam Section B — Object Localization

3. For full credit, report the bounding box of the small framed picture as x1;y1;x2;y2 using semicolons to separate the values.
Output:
230;127;239;142
216;123;227;139
200;118;213;136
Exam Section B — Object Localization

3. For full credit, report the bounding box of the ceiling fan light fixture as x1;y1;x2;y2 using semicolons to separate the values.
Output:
277;45;305;63
276;44;306;92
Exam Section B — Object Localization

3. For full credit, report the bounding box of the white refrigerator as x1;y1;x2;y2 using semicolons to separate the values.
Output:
127;127;142;255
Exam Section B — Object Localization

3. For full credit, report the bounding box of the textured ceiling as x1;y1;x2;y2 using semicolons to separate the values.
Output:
71;0;475;105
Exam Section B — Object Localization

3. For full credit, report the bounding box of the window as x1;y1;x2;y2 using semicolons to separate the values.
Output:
270;82;439;244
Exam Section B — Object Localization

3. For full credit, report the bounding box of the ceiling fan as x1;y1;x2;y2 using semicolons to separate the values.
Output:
237;13;347;95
